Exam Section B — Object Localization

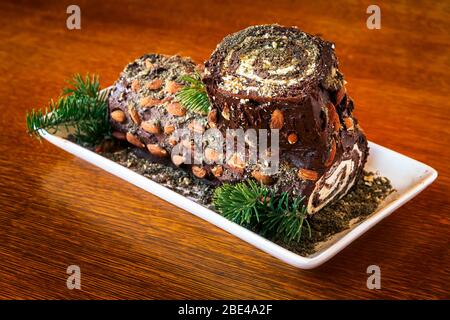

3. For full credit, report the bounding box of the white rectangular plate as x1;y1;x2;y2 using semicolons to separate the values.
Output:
38;128;437;269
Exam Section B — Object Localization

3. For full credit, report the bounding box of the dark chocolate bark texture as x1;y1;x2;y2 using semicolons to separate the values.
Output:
107;54;217;179
202;25;369;213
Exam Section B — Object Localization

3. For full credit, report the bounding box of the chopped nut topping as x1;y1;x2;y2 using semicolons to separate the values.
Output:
165;81;183;94
146;79;163;90
147;144;168;157
164;124;175;135
211;165;223;177
166;102;186;116
126;132;144;148
270;109;284;129
131;79;140;92
251;170;273;185
287;132;298;144
297;168;318;181
171;154;185;166
141;121;161;134
140;97;162;108
111;110;126;123
128;104;141;125
192;166;207;179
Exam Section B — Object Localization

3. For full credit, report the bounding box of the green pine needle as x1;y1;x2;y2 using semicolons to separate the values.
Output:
26;73;111;145
62;73;102;98
213;180;266;225
213;180;311;242
263;204;311;242
176;73;211;115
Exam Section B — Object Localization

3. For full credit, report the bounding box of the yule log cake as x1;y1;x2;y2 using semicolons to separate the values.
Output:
107;25;369;213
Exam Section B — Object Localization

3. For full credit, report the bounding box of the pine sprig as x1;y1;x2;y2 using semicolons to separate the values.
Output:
176;73;211;115
26;74;110;145
262;197;311;242
213;180;266;225
62;73;102;98
213;180;311;242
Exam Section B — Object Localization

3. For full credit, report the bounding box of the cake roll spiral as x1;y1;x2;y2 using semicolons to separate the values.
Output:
204;25;344;99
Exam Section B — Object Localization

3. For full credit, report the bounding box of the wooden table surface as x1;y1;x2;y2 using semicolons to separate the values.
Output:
0;0;449;299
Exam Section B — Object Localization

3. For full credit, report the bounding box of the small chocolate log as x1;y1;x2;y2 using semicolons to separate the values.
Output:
108;53;254;184
203;25;369;213
108;54;208;168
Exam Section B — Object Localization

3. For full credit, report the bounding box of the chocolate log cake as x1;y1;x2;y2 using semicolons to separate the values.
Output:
108;25;368;213
107;53;259;183
202;25;369;213
107;54;208;166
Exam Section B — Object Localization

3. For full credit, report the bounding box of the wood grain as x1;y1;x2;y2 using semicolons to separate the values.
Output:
0;0;449;299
